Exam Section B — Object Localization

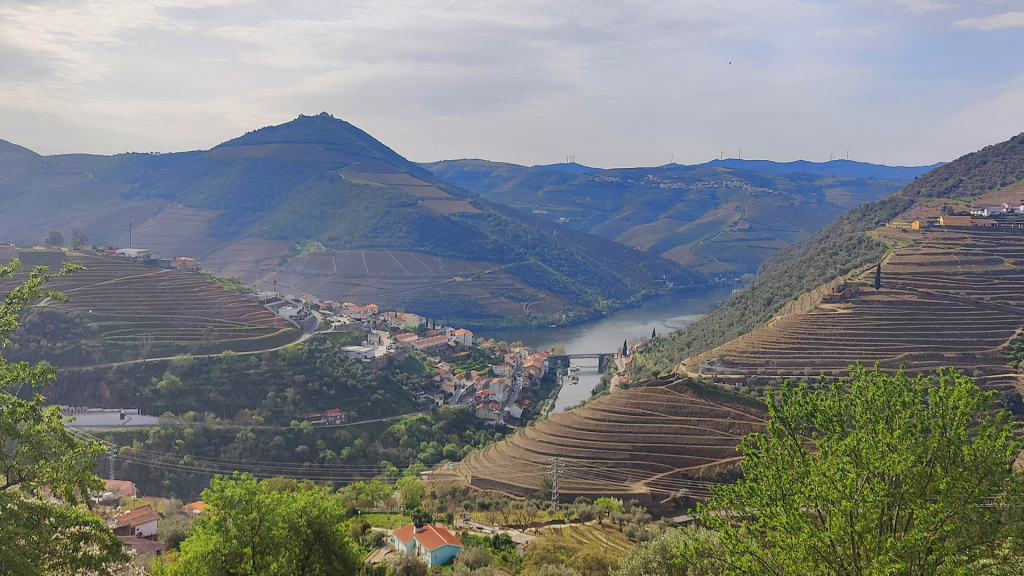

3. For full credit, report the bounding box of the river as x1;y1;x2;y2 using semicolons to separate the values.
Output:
479;284;738;413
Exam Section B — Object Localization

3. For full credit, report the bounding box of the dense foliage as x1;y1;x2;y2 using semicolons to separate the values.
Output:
0;260;128;574
638;131;1024;374
152;472;362;576
689;366;1024;574
47;334;428;423
107;407;504;500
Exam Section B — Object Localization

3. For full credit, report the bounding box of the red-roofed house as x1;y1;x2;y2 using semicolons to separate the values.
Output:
182;501;209;516
412;335;449;351
111;506;160;538
120;536;166;557
104;479;137;498
449;328;474;347
391;523;463;567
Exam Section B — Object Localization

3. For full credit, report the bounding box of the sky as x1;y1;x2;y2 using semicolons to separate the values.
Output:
0;0;1022;167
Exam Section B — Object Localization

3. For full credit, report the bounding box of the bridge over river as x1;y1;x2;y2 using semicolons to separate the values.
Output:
549;353;618;371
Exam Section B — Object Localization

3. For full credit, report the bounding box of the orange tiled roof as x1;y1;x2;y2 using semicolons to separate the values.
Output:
104;479;137;497
114;506;160;528
182;501;209;514
395;524;462;550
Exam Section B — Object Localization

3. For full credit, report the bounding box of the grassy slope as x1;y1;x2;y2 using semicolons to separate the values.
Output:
634;131;1024;377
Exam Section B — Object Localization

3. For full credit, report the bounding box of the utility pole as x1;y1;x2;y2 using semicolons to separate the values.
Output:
549;457;561;508
108;444;117;480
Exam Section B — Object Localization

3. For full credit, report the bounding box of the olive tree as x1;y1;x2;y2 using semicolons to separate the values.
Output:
693;365;1024;575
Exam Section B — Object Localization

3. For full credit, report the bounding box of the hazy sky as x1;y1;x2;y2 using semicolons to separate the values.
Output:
0;0;1021;167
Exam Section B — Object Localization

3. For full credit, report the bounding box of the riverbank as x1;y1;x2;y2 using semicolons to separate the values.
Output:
479;285;740;413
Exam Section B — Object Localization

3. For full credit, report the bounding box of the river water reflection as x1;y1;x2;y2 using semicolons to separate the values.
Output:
479;284;738;413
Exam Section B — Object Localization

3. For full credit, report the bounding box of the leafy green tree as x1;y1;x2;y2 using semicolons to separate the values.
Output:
71;228;89;250
390;554;428;576
0;259;128;575
45;229;64;248
153;472;360;576
395;476;424;510
410;507;433;526
613;529;721;576
694;365;1024;575
593;497;623;519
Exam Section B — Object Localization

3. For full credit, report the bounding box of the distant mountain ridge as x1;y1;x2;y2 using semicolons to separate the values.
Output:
0;114;704;327
424;156;922;278
698;158;943;180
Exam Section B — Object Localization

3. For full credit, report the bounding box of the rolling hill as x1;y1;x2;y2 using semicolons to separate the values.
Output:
0;250;298;367
0;113;705;327
630;131;1024;387
424;158;925;277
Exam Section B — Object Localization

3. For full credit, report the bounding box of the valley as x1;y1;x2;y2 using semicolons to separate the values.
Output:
426;159;919;277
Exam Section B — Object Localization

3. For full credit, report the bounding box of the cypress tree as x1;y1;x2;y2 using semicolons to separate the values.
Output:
874;264;881;291
622;339;629;357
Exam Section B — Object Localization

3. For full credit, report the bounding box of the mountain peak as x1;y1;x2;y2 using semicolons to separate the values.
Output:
0;139;40;158
215;113;408;166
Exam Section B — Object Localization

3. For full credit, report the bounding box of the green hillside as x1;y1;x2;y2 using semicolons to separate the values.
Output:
0;114;705;326
637;131;1024;375
424;159;909;277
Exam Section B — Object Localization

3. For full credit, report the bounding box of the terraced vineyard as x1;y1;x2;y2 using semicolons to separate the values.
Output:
451;378;765;504
684;228;1024;390
1;253;297;365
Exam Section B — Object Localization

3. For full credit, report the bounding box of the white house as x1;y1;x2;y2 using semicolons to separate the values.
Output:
111;506;160;539
970;204;1007;217
449;328;474;347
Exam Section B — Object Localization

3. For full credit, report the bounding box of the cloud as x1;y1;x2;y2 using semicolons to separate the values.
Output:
953;11;1024;30
0;0;1020;167
869;0;955;15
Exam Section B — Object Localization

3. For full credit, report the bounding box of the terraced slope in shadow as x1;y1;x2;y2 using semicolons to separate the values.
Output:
448;377;765;504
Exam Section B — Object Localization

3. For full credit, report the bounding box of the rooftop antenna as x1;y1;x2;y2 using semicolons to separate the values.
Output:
720;150;724;161
847;151;850;160
670;154;674;164
737;149;741;159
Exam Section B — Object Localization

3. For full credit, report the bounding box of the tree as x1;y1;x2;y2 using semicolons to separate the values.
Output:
0;258;128;575
390;554;428;576
456;546;494;569
153;472;360;576
569;547;618;576
410;507;433;526
651;327;657;339
613;529;722;576
45;229;64;248
874;262;881;290
71;228;89;250
550;344;566;355
396;476;425;510
694;365;1024;575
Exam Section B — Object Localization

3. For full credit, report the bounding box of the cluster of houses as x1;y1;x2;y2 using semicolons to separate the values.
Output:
433;347;552;422
969;202;1024;218
890;203;1024;231
86;479;208;560
100;248;202;271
